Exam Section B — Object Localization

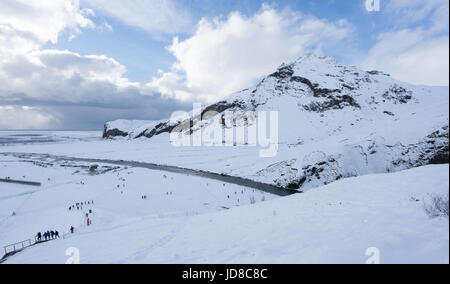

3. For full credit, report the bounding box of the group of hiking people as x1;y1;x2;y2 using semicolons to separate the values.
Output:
36;225;79;242
68;200;94;211
36;230;60;242
67;200;95;229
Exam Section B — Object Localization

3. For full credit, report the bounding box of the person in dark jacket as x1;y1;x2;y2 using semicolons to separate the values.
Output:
70;226;74;234
55;231;60;239
51;231;55;239
37;232;42;241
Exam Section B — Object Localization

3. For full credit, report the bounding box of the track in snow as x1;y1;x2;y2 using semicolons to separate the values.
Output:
0;152;299;197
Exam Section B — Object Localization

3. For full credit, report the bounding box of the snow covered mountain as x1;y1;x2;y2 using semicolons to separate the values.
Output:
1;54;448;264
104;53;449;191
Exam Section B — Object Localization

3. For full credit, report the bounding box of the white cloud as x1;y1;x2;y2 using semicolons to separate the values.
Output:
0;1;137;105
0;1;187;130
149;5;353;103
0;105;56;129
362;0;449;86
363;30;449;86
0;49;189;129
82;0;193;34
0;50;137;103
0;25;41;58
0;0;94;57
385;0;449;30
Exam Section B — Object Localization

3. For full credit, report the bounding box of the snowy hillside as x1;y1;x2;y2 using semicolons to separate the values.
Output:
0;153;276;262
103;120;158;139
103;53;449;191
2;156;448;264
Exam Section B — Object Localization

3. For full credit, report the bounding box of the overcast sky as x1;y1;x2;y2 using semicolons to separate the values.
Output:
0;0;448;130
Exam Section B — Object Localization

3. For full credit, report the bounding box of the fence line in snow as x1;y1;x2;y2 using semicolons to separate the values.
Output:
3;239;33;257
0;178;41;186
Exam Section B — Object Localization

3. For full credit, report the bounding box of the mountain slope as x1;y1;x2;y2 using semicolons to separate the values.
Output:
103;53;449;191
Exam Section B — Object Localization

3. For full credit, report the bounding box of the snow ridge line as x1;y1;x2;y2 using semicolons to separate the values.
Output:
0;152;299;197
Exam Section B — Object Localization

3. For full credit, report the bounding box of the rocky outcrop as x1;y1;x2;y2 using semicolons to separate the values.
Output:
261;126;449;190
103;100;248;139
382;84;414;104
135;122;179;139
103;126;128;139
103;120;156;139
412;126;449;166
202;100;246;116
303;94;360;112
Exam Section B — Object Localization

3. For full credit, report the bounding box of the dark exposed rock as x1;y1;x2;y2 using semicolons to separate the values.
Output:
133;100;246;139
201;100;245;116
286;176;306;190
135;122;180;139
383;84;414;104
303;95;361;112
419;127;449;165
273;69;362;113
342;84;356;90
103;126;128;139
104;99;248;140
291;76;342;98
269;66;361;112
283;157;342;190
367;70;390;76
373;127;448;168
89;164;99;172
429;150;449;164
270;65;344;99
271;126;448;191
290;76;317;91
269;65;294;80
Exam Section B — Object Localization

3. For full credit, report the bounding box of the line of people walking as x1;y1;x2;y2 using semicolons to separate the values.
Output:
36;230;59;242
68;200;94;211
31;200;96;248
